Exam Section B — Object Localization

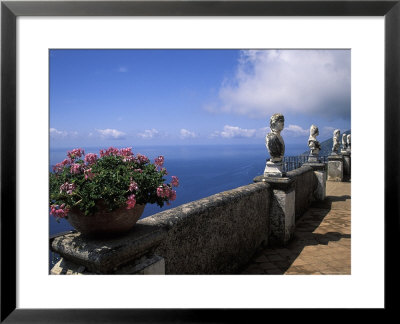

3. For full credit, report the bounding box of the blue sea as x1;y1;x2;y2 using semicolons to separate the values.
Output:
49;143;307;268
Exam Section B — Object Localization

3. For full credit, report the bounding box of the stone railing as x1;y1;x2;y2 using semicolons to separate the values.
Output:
283;155;329;172
50;162;328;275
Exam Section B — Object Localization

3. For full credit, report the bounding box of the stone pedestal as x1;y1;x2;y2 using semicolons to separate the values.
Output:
328;154;344;181
342;152;351;181
254;176;295;246
50;224;166;274
264;161;283;177
303;162;327;200
307;155;319;163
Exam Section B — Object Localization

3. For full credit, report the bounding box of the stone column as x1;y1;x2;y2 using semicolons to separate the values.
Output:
303;162;327;200
254;176;295;246
342;152;351;181
327;154;344;181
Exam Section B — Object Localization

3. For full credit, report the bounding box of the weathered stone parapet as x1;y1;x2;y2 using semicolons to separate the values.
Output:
142;182;271;274
303;162;327;201
50;165;327;274
51;182;271;274
286;165;320;220
254;176;295;246
328;154;344;181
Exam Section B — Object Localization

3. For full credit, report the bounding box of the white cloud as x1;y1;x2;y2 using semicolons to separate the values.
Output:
180;129;196;139
282;124;309;137
96;128;126;139
50;128;78;138
137;128;160;139
50;128;67;137
215;49;350;119
211;125;257;139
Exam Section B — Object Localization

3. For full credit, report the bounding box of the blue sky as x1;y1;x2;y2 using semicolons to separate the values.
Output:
50;49;351;148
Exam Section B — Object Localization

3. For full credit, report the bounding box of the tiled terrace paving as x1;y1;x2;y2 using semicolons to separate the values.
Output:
241;181;351;275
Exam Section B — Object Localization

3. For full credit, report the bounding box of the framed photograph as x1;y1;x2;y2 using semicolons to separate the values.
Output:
2;0;398;321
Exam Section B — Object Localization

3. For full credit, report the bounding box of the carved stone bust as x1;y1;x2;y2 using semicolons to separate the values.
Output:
308;125;321;156
266;113;285;163
332;129;341;154
342;133;347;150
347;134;351;151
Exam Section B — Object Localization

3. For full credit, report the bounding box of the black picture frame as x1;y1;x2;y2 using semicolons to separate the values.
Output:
1;0;398;321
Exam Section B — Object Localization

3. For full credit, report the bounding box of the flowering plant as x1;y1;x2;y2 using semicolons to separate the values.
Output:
49;147;179;220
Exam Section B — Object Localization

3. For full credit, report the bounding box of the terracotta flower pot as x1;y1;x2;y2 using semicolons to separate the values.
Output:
67;201;146;237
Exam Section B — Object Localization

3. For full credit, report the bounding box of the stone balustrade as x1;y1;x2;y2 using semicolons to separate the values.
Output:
51;162;329;275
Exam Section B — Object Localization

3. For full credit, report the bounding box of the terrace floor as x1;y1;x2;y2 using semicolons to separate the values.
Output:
241;181;351;275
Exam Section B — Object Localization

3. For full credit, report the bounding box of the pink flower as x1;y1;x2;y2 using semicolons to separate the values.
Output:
161;168;168;175
59;208;69;218
99;147;120;157
169;189;177;201
120;147;133;157
128;179;138;192
84;168;95;180
171;176;179;187
156;186;165;198
52;165;62;173
67;184;75;195
106;147;120;156
123;155;135;163
84;153;98;165
50;205;57;215
50;204;69;218
137;153;149;164
154;156;164;167
126;194;136;210
70;163;82;174
67;148;85;160
156;184;176;200
134;169;143;173
52;159;71;173
60;182;76;195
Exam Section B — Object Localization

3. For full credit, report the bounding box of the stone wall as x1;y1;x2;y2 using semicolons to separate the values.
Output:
286;165;318;221
51;165;326;275
140;182;271;274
